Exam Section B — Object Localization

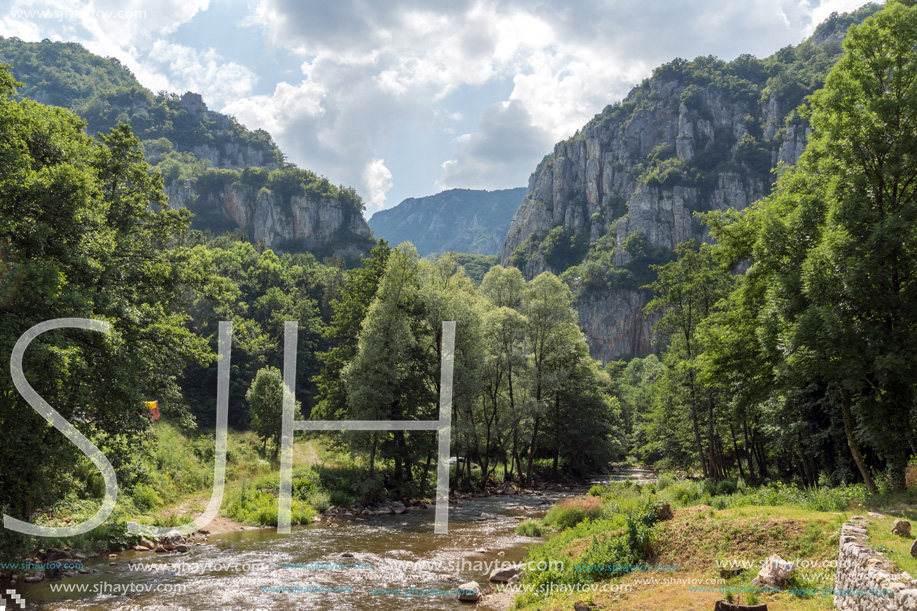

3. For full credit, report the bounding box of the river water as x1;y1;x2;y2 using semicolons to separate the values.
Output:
17;469;654;610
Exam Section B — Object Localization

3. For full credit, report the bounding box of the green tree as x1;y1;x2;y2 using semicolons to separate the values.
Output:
312;240;390;422
247;366;301;461
520;272;579;486
759;0;917;491
645;240;732;477
0;63;207;551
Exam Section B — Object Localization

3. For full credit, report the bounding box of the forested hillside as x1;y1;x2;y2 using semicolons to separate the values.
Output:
2;2;917;581
0;53;615;559
0;37;375;260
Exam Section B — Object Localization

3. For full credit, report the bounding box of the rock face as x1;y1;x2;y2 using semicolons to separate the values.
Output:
497;8;880;361
369;188;526;256
0;38;375;259
500;78;802;361
576;290;659;364
165;182;373;256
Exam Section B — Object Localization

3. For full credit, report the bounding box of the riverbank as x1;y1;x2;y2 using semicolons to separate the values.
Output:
4;422;605;586
13;478;575;611
504;478;917;611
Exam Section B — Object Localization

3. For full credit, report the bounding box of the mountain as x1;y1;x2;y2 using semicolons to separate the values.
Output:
369;187;525;256
0;37;374;260
500;3;882;363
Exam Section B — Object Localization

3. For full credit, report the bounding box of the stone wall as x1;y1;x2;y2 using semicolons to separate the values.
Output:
834;517;917;610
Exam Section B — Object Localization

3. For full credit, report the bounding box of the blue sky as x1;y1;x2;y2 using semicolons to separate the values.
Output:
0;0;876;217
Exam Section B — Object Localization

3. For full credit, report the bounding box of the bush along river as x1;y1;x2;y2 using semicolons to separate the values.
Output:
9;469;656;610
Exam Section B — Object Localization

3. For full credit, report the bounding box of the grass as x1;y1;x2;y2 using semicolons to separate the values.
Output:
865;514;917;577
516;520;547;537
509;477;888;611
12;423;347;560
542;496;603;530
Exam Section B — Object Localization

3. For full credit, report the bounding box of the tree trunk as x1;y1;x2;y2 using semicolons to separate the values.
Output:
752;417;768;479
792;452;808;486
707;392;720;479
730;422;745;481
419;451;432;497
743;419;756;484
369;432;377;478
551;395;560;480
689;374;708;478
525;415;541;488
840;391;879;494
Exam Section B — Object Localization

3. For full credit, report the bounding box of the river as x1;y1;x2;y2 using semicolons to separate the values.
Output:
16;468;654;610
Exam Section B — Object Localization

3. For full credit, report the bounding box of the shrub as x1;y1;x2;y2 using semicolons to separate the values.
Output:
543;496;603;530
658;479;703;506
309;491;331;514
132;483;161;513
716;479;738;496
329;490;353;508
515;520;546;537
656;473;676;490
223;479;315;526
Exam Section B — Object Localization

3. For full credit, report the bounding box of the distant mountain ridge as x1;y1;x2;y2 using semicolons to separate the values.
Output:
369;187;525;256
0;37;374;260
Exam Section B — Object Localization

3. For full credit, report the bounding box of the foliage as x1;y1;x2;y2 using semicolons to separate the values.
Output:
542;497;604;529
0;67;208;554
447;253;498;284
0;37;373;257
516;495;661;606
312;247;620;495
515;519;546;537
246;366;302;461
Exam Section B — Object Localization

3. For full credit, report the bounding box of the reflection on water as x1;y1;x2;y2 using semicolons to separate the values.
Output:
15;469;654;610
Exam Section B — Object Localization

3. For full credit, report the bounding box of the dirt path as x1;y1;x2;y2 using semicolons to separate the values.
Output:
153;440;322;535
296;439;320;466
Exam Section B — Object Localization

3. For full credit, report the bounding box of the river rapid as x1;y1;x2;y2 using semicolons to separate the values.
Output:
15;468;654;610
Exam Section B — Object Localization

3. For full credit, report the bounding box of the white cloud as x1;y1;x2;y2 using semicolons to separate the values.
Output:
800;0;880;35
242;0;876;206
222;79;325;135
148;40;258;108
0;0;211;105
364;158;393;211
438;99;553;191
1;0;883;210
0;0;209;45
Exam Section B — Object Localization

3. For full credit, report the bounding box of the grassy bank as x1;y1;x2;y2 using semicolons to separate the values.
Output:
9;423;357;560
510;477;915;610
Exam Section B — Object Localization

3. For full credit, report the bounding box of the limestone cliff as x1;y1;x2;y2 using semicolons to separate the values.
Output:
500;5;879;363
165;181;374;257
0;37;376;259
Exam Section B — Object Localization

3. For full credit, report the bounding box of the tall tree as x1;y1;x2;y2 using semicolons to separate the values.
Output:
755;0;917;491
645;240;732;478
247;366;302;461
520;272;578;486
0;63;206;549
